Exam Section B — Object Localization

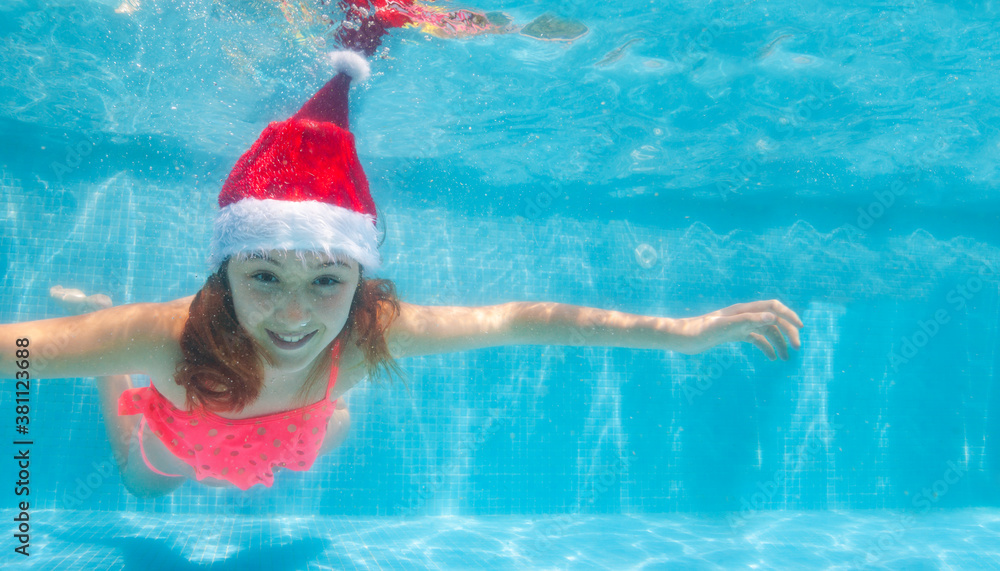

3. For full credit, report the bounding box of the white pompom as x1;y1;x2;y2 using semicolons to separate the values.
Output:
327;50;370;82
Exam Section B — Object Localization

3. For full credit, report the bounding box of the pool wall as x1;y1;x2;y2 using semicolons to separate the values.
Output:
2;172;998;517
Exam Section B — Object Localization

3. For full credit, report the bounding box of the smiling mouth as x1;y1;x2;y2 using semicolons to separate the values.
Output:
266;329;318;350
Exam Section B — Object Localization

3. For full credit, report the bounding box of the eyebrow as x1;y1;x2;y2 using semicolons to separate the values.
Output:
318;260;351;268
250;254;352;270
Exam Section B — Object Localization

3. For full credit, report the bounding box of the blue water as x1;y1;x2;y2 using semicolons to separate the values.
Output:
6;509;1000;569
2;0;1000;569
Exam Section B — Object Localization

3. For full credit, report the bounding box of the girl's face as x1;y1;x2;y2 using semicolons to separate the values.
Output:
226;250;360;377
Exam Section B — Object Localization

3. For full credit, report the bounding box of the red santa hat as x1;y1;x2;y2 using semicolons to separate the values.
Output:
209;51;381;271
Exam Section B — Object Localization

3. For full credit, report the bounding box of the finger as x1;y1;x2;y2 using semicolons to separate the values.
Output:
767;300;804;329
759;323;789;360
722;300;805;331
775;316;801;350
715;300;789;320
748;332;776;360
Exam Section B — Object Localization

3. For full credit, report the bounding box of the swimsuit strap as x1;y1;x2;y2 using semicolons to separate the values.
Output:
137;417;183;478
324;339;343;400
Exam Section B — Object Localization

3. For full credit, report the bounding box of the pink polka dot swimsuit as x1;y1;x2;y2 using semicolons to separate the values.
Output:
118;340;342;490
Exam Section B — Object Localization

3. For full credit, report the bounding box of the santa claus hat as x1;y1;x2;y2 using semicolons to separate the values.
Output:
209;51;381;271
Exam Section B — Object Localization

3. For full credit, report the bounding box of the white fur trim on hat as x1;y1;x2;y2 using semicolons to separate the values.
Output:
209;198;382;270
328;51;370;83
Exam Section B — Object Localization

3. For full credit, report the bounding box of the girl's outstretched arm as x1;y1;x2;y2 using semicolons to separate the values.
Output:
0;297;190;379
385;300;803;361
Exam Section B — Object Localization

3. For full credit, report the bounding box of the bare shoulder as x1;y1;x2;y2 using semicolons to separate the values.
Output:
326;299;404;399
131;295;193;361
142;296;195;401
330;297;403;395
158;295;196;337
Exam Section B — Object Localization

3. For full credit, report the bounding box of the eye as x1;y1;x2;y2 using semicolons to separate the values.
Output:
314;276;342;287
251;271;278;284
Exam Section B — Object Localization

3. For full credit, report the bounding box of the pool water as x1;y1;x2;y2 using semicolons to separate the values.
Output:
2;0;999;569
6;509;1000;569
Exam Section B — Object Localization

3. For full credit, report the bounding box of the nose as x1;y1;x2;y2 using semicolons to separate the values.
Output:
273;290;312;328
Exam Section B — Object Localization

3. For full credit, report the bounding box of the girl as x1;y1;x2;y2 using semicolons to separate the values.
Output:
334;0;515;54
1;51;802;498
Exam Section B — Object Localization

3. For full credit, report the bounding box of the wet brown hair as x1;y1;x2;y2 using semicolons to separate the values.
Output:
174;258;404;413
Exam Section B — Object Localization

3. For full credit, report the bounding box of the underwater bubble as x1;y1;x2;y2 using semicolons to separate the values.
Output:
635;243;658;269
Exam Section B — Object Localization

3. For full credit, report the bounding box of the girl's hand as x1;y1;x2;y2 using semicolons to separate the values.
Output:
678;300;804;360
